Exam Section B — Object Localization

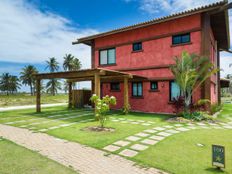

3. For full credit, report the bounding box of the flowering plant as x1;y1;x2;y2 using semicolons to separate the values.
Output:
90;94;116;127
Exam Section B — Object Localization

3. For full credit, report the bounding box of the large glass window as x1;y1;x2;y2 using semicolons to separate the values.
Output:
172;33;190;45
170;81;181;101
132;82;143;97
99;48;116;65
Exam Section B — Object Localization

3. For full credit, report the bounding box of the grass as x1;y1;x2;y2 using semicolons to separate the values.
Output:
0;104;232;174
0;139;77;174
0;93;68;107
134;129;232;174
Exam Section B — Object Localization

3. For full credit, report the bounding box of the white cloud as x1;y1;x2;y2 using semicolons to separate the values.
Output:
0;0;98;69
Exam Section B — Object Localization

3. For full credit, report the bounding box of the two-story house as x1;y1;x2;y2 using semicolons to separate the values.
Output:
72;1;230;114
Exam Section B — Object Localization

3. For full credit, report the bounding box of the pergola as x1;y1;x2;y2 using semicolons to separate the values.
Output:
35;68;147;112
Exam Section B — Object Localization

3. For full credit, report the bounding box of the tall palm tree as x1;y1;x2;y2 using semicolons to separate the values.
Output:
9;76;21;94
46;79;62;96
0;73;11;95
170;51;218;110
45;57;59;72
63;54;74;71
72;58;82;71
20;65;38;96
45;57;60;96
0;73;20;95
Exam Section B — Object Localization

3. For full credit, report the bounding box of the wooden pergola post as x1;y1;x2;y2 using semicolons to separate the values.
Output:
68;82;72;108
36;79;41;113
123;77;129;111
94;73;100;114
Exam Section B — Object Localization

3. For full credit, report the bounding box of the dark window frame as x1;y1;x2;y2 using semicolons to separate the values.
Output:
169;81;181;102
172;33;191;45
99;48;116;65
150;81;158;91
110;82;120;91
132;82;143;97
132;42;142;52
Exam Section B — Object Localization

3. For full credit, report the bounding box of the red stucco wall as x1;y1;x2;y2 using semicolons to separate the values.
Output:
93;14;206;113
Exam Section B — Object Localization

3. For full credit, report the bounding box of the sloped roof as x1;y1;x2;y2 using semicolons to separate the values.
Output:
73;0;228;46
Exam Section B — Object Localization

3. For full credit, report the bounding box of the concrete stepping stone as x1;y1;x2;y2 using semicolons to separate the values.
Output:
174;124;183;127
137;120;145;123
166;129;179;134
219;123;228;126
130;144;148;151
39;129;48;132
136;132;150;137
196;123;206;126
131;122;139;125
153;127;165;131
112;119;119;122
49;126;60;130
163;125;173;129
119;149;138;157
186;123;195;126
200;126;210;129
121;121;128;123
147;121;155;124
157;132;171;137
127;119;134;122
213;126;223;129
150;135;165;141
118;118;126;120
141;139;158;145
113;140;130;147
19;125;28;128
126;136;141;142
143;129;157;134
208;123;219;126
103;145;121;152
176;127;189;131
142;123;151;126
224;125;232;129
188;126;197;129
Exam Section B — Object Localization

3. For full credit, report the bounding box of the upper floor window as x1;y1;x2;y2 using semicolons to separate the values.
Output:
99;48;116;65
150;81;158;91
132;42;142;51
110;82;120;91
132;82;143;97
172;33;190;45
169;81;181;101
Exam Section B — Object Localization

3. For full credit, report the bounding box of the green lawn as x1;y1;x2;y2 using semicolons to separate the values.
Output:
0;139;77;174
0;93;68;107
0;104;232;174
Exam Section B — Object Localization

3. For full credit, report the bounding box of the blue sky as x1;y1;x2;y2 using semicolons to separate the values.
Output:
0;0;231;92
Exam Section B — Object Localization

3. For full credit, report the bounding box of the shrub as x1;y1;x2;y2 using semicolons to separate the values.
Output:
210;103;222;115
90;94;116;128
183;111;213;121
173;96;185;114
193;99;211;112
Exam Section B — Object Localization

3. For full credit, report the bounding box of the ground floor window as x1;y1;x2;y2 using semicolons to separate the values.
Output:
110;82;120;91
132;82;143;97
170;81;181;101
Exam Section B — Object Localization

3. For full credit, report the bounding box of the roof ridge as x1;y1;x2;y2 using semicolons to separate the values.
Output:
74;0;227;44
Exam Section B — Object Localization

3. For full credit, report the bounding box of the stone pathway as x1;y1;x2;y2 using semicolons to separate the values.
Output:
110;116;155;126
103;121;232;157
0;103;67;112
0;124;166;174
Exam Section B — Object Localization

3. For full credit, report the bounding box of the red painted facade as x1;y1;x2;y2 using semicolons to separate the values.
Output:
91;14;219;113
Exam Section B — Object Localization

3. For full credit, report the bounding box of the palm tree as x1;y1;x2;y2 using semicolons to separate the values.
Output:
45;57;60;96
46;79;62;96
63;54;74;71
63;54;82;71
72;58;82;71
20;65;38;96
46;57;59;72
0;73;20;95
170;51;218;111
0;73;11;95
9;76;21;94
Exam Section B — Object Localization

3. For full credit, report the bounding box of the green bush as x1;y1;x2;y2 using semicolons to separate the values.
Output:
210;103;222;115
183;111;213;122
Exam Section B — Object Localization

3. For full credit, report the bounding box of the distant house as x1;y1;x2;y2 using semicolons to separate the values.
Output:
72;1;231;114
